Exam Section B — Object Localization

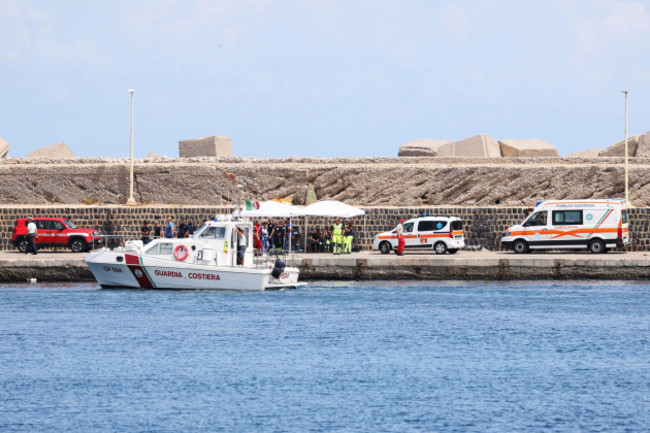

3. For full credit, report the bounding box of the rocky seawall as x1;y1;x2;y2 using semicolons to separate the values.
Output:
2;156;650;207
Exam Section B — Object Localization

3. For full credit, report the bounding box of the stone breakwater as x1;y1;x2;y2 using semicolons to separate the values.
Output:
2;205;650;252
2;251;650;283
3;156;650;207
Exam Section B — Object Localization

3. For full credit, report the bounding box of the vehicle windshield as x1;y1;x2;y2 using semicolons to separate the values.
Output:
524;211;547;227
622;209;628;224
196;226;226;239
63;220;77;229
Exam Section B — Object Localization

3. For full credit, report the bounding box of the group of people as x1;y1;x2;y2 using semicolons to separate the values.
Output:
140;216;204;245
137;215;363;256
251;218;296;255
307;218;355;254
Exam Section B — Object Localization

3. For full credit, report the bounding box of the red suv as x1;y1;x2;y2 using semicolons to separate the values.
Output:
12;217;102;253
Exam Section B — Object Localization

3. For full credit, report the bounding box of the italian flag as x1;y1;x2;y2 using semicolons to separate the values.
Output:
245;200;260;210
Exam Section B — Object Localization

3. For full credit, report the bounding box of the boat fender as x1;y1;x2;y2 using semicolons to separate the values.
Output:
271;258;285;279
173;244;190;261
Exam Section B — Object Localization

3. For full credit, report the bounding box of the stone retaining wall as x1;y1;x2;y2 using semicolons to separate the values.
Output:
2;205;650;252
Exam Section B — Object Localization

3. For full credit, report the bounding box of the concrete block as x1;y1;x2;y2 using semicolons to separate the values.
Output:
27;142;75;159
398;139;454;157
599;135;639;157
565;148;600;158
499;139;559;157
0;137;9;158
634;131;650;157
452;134;501;158
179;136;232;157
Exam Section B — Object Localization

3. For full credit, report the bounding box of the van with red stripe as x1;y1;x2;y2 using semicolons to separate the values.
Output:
373;216;465;255
501;199;629;254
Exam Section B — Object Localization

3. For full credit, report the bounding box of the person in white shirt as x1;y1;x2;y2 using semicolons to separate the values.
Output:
236;227;247;266
26;217;38;255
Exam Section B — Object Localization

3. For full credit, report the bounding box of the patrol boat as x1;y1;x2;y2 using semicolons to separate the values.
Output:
85;219;302;291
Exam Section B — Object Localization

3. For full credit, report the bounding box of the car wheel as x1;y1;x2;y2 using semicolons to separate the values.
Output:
434;242;447;254
513;239;529;254
589;239;606;254
448;249;458;254
70;238;86;253
17;239;29;253
379;242;391;255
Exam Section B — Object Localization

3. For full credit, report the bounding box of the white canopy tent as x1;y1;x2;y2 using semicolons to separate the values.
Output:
233;200;305;218
301;200;366;251
302;200;366;218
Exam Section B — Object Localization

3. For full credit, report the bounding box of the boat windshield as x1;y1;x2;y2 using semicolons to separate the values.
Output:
196;226;226;239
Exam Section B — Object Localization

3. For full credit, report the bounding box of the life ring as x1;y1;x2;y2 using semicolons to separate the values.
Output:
173;244;189;261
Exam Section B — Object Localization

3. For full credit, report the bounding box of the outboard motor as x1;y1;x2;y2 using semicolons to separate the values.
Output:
271;258;286;279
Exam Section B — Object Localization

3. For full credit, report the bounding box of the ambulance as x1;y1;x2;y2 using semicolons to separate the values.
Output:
372;216;465;255
501;199;629;254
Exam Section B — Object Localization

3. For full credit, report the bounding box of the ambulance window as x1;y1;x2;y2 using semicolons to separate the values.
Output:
525;211;547;227
418;221;446;231
622;210;628;224
451;221;463;230
553;210;582;225
403;222;414;233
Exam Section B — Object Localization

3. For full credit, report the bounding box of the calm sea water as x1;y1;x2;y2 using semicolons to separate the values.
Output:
0;281;648;432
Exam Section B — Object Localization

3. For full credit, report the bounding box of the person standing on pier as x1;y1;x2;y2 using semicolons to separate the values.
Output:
396;218;405;256
25;217;38;255
332;218;343;255
343;222;354;254
141;221;151;245
165;216;175;238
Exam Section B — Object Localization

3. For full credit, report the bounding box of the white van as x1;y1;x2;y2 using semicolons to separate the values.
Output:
501;199;630;254
372;216;465;254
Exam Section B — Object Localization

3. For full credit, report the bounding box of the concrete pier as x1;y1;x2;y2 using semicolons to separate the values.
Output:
1;251;650;283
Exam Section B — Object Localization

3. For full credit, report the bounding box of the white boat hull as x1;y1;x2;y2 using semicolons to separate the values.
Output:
86;251;301;291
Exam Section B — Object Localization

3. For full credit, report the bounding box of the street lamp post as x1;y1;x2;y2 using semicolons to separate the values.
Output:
621;90;631;207
126;89;137;205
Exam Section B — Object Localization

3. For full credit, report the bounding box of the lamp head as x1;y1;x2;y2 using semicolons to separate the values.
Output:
127;89;135;94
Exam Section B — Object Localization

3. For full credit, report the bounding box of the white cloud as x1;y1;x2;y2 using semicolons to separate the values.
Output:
0;0;108;66
556;0;650;84
125;0;272;45
438;3;471;42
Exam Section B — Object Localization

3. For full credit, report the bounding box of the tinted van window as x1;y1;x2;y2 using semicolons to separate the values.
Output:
418;220;447;231
552;210;582;225
451;221;463;230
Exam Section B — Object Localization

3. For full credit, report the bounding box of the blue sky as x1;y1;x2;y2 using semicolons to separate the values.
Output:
1;0;650;158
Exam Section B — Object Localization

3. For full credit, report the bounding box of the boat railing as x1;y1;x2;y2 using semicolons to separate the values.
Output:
253;248;294;267
91;235;127;252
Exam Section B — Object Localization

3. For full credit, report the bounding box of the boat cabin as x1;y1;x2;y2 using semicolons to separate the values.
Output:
137;220;254;267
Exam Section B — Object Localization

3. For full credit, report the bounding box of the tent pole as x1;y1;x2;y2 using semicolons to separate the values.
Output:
363;214;366;251
304;216;308;252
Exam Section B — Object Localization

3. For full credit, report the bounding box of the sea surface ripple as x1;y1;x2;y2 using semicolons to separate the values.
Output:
0;281;648;432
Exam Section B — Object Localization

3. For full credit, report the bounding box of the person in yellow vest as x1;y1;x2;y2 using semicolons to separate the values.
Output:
332;218;343;255
343;221;354;254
